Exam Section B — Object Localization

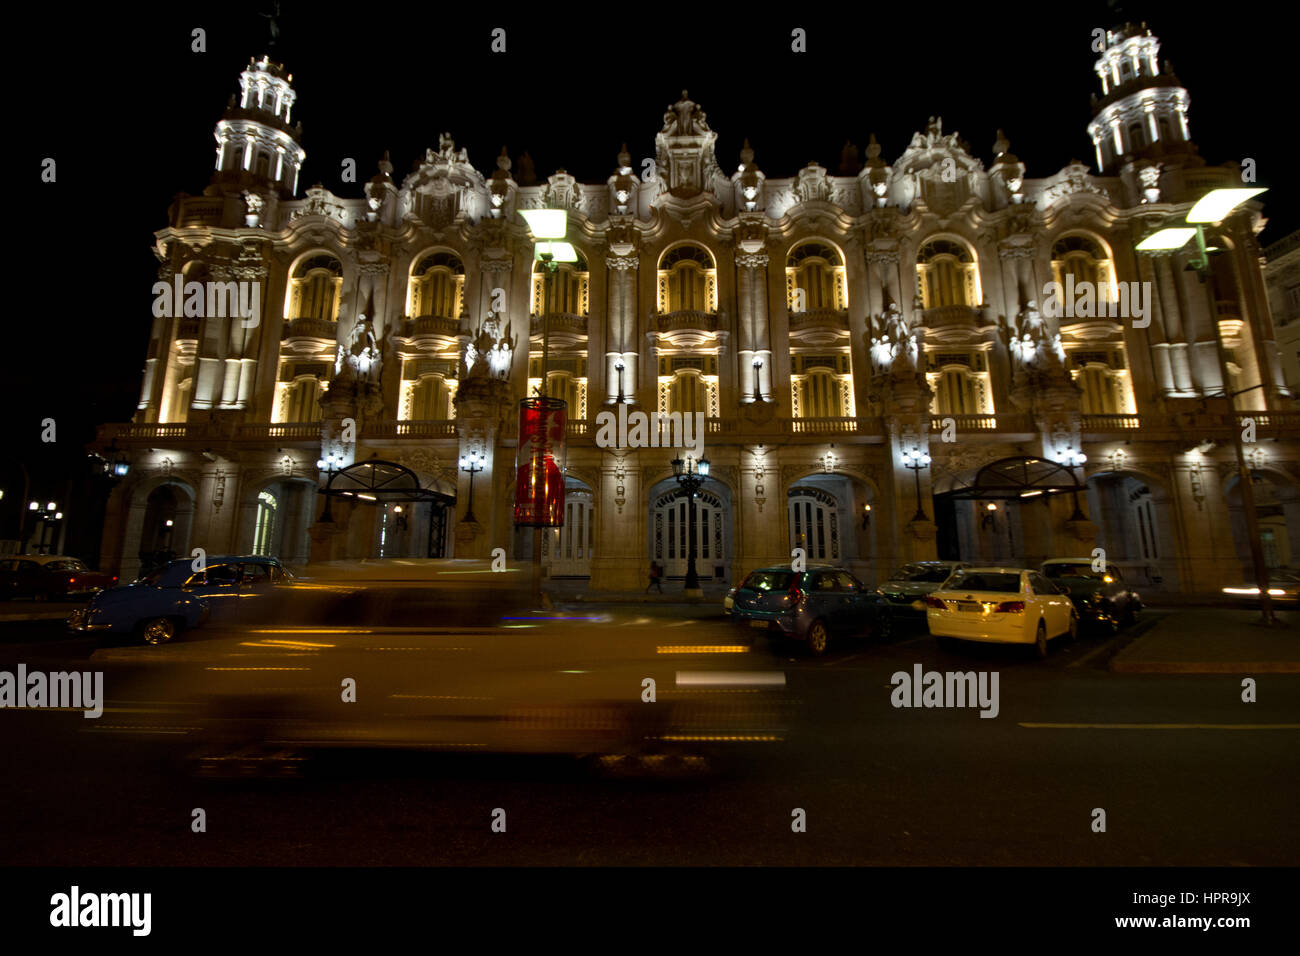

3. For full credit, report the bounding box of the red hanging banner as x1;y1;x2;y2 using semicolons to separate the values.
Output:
514;397;567;526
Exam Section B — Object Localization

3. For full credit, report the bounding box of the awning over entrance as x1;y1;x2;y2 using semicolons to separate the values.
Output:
938;456;1081;500
321;459;454;506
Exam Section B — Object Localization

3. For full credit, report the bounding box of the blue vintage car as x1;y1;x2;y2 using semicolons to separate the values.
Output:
68;555;291;644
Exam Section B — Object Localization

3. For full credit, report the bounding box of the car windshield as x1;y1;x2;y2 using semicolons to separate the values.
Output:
1043;563;1097;579
135;566;169;587
945;571;1022;593
744;571;793;591
891;564;953;583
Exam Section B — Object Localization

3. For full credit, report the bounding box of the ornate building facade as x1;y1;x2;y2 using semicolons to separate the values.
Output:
98;25;1300;592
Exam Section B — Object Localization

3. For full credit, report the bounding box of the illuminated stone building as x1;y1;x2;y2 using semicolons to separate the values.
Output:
98;26;1299;592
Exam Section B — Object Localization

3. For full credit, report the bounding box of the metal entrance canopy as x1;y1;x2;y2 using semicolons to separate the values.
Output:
937;456;1081;501
320;459;455;505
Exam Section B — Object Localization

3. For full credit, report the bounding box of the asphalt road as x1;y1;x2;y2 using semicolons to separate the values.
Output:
1;605;1297;866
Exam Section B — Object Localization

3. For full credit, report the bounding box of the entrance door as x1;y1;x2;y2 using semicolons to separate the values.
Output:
653;489;726;579
788;487;841;563
546;491;594;576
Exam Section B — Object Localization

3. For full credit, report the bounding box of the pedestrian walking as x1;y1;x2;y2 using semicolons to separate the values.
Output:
646;559;664;593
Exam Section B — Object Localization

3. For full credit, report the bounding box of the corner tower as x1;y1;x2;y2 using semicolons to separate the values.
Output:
1087;23;1192;174
211;55;306;197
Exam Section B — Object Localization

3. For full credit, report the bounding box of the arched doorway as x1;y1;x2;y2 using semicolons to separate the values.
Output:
1086;470;1177;590
317;460;455;559
138;482;195;572
545;476;595;578
785;472;878;583
648;476;732;584
1226;468;1300;577
242;478;316;566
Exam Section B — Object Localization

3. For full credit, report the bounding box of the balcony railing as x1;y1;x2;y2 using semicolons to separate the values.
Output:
237;422;323;439
101;423;209;440
1080;414;1142;430
921;304;984;327
788;309;849;332
530;313;588;336
788;417;875;434
282;317;338;341
929;414;1033;432
406;315;461;338
654;310;718;333
361;420;458;439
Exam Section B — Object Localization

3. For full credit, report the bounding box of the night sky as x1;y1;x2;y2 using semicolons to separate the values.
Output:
6;0;1295;519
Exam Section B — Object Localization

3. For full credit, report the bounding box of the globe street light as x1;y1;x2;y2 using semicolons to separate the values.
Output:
316;451;345;523
1137;186;1275;624
1056;448;1087;521
671;455;711;595
901;446;931;522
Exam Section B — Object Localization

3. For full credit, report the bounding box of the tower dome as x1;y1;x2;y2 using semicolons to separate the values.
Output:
1086;23;1191;174
212;55;306;197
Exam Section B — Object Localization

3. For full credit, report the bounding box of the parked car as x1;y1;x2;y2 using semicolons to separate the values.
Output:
926;566;1077;658
68;555;290;644
725;565;892;655
1221;568;1300;606
0;555;118;601
1040;558;1142;632
876;561;968;618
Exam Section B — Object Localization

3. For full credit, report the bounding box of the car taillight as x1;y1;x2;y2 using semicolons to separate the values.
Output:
925;596;946;609
112;576;118;583
69;577;76;584
994;601;1025;613
788;581;806;604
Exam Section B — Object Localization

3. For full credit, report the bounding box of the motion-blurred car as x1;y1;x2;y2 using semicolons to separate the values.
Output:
68;555;289;644
1040;558;1142;632
876;560;968;617
926;566;1077;658
725;565;892;654
1221;568;1300;605
0;555;118;601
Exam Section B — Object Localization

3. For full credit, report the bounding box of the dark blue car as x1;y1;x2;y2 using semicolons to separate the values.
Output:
68;555;291;644
725;565;893;655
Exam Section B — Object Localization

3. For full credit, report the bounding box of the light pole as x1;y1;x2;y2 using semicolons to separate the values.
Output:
1057;449;1087;521
459;451;485;524
615;360;626;403
1137;186;1275;624
28;500;60;554
518;208;578;605
671;455;711;595
315;451;345;523
752;358;763;402
901;446;931;522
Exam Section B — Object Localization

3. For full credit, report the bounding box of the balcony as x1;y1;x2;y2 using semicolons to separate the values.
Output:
921;304;984;329
930;413;1034;433
654;310;718;334
788;417;878;435
1080;414;1142;431
531;313;588;337
282;317;338;342
101;422;209;441
406;315;461;340
361;420;458;439
237;422;323;440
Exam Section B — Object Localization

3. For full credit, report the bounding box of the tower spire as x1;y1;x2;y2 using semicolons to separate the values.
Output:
211;54;306;198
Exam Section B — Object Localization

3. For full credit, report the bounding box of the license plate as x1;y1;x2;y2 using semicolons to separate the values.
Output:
749;620;769;629
957;602;980;613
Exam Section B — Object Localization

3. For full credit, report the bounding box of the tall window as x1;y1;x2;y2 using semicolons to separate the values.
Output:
786;242;847;311
410;252;465;318
253;490;278;556
285;377;322;422
669;370;706;416
409;375;451;420
916;239;978;309
926;352;991;415
788;487;840;561
799;370;840;418
1051;235;1112;299
658;245;715;313
532;258;589;315
288;254;343;321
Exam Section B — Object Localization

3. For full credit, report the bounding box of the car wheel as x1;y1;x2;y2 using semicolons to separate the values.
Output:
806;620;829;656
871;612;892;642
1034;619;1048;659
140;617;177;645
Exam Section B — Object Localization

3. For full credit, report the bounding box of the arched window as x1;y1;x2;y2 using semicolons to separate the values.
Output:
797;370;841;418
410;252;465;318
915;239;978;309
531;256;589;315
786;242;847;311
288;254;343;321
658;245;715;313
1051;234;1112;296
255;151;270;179
253;490;278;557
544;371;585;417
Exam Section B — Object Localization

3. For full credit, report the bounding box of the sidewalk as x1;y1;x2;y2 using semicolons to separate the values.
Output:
0;605;77;623
548;587;729;606
1110;608;1299;673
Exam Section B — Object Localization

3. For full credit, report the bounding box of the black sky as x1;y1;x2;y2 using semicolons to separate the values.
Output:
6;0;1297;497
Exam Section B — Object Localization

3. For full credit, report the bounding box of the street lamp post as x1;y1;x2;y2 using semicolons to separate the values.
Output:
27;500;61;554
615;360;625;403
1136;186;1275;624
1058;449;1088;521
459;451;485;524
671;455;711;595
315;451;345;523
901;447;931;522
752;358;763;402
